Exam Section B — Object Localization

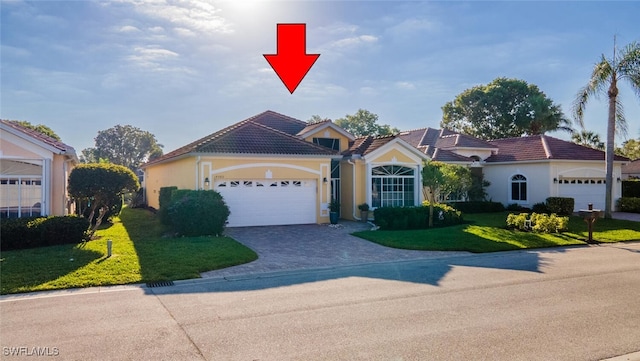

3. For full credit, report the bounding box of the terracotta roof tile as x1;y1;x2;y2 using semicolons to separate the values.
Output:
486;135;628;162
432;149;473;162
249;110;307;135
296;119;332;136
1;119;76;155
343;135;396;156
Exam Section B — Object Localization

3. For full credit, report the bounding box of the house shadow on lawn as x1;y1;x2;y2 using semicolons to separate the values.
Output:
144;241;570;296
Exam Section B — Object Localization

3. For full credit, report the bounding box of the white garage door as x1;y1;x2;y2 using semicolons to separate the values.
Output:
558;179;606;212
215;180;317;227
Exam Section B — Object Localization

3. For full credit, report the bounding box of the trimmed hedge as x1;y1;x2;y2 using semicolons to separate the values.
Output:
167;190;230;236
448;201;505;214
546;197;575;216
617;197;640;213
158;186;178;225
1;216;90;251
622;180;640;198
374;204;463;230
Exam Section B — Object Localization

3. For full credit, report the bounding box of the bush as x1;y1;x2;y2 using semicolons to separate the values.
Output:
158;186;178;225
546;197;574;215
374;204;463;230
1;216;90;251
532;202;549;213
622;180;640;198
506;212;568;233
167;190;230;236
506;203;530;212
448;201;505;213
617;197;640;213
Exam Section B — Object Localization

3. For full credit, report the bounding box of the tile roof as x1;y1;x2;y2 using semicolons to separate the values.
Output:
431;149;474;162
343;135;396;156
143;111;337;167
436;133;497;150
296;119;332;136
486;135;628;162
0;119;76;155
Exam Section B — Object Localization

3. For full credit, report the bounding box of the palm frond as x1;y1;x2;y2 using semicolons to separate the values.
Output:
572;56;613;127
615;98;628;137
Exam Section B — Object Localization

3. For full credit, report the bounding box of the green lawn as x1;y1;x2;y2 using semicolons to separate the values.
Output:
353;212;640;253
0;208;258;295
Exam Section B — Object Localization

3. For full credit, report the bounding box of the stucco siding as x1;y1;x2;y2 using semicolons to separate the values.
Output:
145;157;196;209
484;161;624;211
367;148;417;165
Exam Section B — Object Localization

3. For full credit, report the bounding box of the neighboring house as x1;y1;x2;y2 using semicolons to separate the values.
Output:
0;120;78;218
622;159;640;179
142;111;627;227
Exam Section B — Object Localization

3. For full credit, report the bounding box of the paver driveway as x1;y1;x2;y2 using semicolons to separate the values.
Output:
200;221;468;278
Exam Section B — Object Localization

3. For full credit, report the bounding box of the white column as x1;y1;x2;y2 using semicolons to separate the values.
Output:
42;158;51;216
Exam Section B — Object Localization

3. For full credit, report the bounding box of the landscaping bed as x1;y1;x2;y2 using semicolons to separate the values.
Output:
353;212;640;253
0;207;257;295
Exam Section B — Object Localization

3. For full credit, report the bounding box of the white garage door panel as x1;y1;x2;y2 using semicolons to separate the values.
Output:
558;179;606;212
216;180;316;227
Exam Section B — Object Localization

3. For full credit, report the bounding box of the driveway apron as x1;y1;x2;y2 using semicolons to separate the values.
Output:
201;221;467;278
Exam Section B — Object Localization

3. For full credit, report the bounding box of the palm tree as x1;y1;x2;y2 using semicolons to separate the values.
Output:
571;130;605;150
573;39;640;218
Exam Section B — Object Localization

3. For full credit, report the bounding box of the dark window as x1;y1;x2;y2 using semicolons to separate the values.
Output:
313;138;340;151
511;174;527;201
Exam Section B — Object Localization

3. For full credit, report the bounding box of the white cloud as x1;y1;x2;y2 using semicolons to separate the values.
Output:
330;35;378;49
116;25;141;33
118;0;233;35
395;81;416;90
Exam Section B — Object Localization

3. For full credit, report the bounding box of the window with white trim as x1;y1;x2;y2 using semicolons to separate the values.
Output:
371;165;415;208
510;174;527;202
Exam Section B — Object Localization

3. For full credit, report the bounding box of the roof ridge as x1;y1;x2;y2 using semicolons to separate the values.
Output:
540;134;552;159
258;110;307;126
1;119;74;153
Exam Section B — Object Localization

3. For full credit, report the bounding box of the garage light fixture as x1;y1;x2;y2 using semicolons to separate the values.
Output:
204;177;210;189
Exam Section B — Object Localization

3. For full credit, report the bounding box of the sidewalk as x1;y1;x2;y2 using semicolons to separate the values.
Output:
612;212;640;222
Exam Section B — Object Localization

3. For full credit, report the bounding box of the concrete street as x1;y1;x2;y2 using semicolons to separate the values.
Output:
2;242;640;360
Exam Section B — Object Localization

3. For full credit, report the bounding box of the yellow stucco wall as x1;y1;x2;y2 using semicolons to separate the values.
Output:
367;148;417;164
302;127;352;152
1;139;42;158
145;155;333;223
145;157;197;209
339;159;367;221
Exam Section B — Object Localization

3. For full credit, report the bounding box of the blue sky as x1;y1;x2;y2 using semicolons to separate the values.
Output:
2;0;639;154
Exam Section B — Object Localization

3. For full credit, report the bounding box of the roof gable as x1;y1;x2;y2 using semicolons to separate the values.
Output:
297;120;356;141
0;119;77;157
143;111;337;167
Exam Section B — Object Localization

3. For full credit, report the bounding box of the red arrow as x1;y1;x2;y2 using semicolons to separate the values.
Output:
263;24;320;94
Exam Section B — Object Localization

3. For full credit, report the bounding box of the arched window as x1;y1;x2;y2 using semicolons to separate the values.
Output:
511;174;527;202
371;165;415;208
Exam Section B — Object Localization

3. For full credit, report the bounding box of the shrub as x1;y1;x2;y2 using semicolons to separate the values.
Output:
506;203;530;212
617;197;640;213
374;204;462;231
506;212;568;233
532;202;549;213
546;197;574;215
158;186;178;225
0;216;90;251
622;180;640;198
448;201;505;213
167;190;230;236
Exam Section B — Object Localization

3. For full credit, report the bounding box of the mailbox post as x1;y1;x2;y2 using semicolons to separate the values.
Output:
578;203;601;244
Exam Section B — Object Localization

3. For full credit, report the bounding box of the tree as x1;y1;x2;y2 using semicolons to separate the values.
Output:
12;120;61;141
616;138;640;160
84;125;163;170
572;130;605;150
421;161;471;227
573;40;640;218
68;163;139;236
334;109;399;137
307;115;330;123
441;78;573;140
